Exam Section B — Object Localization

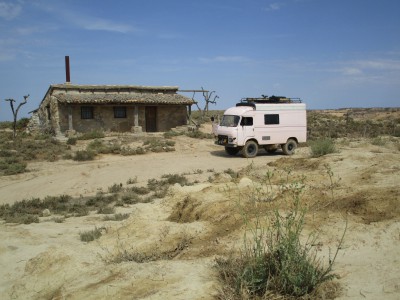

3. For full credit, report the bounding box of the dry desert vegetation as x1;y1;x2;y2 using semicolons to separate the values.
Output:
0;108;399;299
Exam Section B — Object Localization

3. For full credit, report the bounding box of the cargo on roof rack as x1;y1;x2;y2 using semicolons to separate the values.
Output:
239;95;302;104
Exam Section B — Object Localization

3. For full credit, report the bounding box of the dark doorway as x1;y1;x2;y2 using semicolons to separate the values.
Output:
145;106;157;132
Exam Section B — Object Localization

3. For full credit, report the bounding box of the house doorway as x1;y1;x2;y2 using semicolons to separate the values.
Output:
145;106;157;132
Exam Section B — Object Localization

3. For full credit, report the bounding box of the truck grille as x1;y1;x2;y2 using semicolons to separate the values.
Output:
217;135;228;145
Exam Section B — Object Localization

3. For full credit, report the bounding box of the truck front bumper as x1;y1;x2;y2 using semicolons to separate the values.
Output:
215;135;237;146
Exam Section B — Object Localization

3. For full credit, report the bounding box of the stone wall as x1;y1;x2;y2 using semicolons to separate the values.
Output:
57;104;188;133
156;106;188;131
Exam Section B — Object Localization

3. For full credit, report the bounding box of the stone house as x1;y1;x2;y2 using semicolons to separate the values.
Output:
29;84;195;136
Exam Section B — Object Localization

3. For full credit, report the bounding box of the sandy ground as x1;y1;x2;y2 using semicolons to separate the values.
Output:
0;132;399;299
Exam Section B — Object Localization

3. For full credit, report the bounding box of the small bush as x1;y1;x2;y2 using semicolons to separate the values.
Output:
97;206;115;214
66;137;77;145
310;138;336;157
108;183;123;193
52;217;65;223
130;186;150;195
163;131;183;138
78;131;105;140
120;192;141;204
185;130;213;139
80;227;103;242
126;177;138;184
86;193;117;207
216;175;345;299
371;136;386;146
393;127;400;137
68;204;89;217
0;157;27;175
73;150;96;161
103;213;130;221
3;213;40;224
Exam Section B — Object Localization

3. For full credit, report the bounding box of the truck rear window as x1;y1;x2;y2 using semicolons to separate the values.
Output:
264;114;279;125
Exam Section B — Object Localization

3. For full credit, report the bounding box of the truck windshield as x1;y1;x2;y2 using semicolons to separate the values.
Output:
220;115;240;127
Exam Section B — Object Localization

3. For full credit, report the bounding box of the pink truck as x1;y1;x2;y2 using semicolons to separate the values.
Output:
214;96;307;158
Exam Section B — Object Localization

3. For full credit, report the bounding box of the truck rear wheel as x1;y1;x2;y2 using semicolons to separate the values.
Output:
241;140;258;158
282;139;297;155
225;147;240;156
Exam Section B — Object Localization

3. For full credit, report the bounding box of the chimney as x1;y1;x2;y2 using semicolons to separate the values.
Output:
65;56;70;83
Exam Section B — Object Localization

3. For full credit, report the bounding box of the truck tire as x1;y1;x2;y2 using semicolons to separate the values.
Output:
225;147;240;156
282;139;297;155
241;140;258;158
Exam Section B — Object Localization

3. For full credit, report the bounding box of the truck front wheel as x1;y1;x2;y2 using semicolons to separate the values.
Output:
282;139;297;155
241;140;258;158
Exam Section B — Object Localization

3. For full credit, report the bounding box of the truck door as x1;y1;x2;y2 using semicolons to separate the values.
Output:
238;117;254;144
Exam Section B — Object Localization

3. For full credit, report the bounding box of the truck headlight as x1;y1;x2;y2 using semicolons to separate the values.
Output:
228;137;236;143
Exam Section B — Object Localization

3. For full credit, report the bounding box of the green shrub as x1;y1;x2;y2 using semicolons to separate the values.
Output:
68;204;89;217
73;150;96;161
0;121;13;130
309;138;336;157
108;183;123;193
0;157;27;175
147;173;189;191
0;195;92;223
86;193;117;207
67;137;77;145
371;136;386;146
163;131;183;138
120;192;141;204
97;206;115;214
3;213;39;224
126;177;138;184
80;227;103;242
103;213;130;221
130;186;150;195
393;127;400;137
216;174;345;299
78;131;105;140
185;130;213;139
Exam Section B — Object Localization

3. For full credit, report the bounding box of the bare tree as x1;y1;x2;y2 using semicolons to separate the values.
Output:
5;94;29;138
192;87;219;117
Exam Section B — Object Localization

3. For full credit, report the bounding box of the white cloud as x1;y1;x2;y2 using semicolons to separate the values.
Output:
355;59;400;71
30;2;137;34
81;19;134;33
264;2;282;12
342;67;363;76
0;1;22;20
62;10;136;33
337;59;400;77
14;25;58;35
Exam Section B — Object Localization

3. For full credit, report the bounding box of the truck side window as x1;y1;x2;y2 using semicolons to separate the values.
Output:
240;117;253;126
264;114;279;125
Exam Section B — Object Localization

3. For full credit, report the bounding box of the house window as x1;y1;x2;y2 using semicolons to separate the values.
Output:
264;114;279;125
81;106;94;119
46;105;51;120
114;106;127;118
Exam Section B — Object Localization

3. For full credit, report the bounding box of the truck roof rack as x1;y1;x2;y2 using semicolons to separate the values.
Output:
238;95;302;104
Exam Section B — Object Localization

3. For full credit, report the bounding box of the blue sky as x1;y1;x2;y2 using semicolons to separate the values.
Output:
0;0;399;121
